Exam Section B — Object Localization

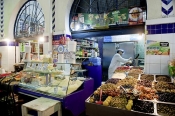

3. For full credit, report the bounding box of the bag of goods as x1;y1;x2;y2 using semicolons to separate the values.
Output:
169;59;175;76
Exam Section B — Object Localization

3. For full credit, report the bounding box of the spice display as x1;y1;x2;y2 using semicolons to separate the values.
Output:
109;97;128;110
132;100;154;113
157;104;175;116
158;92;175;103
155;81;175;93
127;73;139;79
137;80;152;88
156;75;171;82
140;74;154;81
105;78;120;84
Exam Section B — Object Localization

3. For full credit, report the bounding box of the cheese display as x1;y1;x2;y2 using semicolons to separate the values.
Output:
18;63;86;97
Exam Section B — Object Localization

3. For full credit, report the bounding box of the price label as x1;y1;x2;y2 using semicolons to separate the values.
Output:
31;63;37;69
43;63;48;71
36;63;43;71
26;62;31;68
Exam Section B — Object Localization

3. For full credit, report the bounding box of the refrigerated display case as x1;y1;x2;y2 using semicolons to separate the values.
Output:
15;62;94;116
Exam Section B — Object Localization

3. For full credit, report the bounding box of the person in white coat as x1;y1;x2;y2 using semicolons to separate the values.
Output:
108;49;132;79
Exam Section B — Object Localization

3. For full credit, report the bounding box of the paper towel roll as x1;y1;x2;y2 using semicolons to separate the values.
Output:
67;41;77;52
57;54;64;63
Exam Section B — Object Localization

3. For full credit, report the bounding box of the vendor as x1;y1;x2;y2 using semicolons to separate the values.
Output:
108;49;132;79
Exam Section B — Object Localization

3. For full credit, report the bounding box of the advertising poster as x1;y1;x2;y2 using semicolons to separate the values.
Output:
146;40;170;55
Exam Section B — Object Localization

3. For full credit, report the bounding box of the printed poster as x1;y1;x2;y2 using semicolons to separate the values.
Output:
146;40;170;55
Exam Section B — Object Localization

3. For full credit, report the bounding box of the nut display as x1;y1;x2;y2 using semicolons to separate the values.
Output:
129;69;143;74
115;67;130;73
105;78;120;84
103;96;112;106
137;80;152;88
132;100;154;113
157;103;175;116
140;74;154;81
127;73;139;79
116;77;137;88
109;97;128;110
136;86;158;100
156;75;171;82
155;81;175;93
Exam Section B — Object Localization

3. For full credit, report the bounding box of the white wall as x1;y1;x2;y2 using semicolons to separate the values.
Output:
146;0;175;19
54;0;74;35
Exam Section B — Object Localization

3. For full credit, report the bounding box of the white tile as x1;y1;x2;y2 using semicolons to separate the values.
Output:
172;44;175;54
149;55;161;63
161;55;170;64
173;34;175;44
170;53;175;60
170;44;174;54
150;64;161;74
145;55;149;63
161;64;169;75
144;64;150;74
161;34;174;43
146;35;161;41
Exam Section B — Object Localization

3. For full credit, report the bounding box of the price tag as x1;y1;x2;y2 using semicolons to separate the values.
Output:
31;63;37;69
36;63;43;71
43;63;48;71
26;62;31;68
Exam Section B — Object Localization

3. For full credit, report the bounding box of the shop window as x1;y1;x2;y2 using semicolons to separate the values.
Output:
14;0;45;39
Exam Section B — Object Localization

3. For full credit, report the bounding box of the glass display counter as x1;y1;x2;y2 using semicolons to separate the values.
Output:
15;62;94;116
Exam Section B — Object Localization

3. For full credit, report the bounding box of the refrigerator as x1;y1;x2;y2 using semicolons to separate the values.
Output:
102;42;135;81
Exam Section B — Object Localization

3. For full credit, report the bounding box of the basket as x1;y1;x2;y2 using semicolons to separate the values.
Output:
168;65;175;76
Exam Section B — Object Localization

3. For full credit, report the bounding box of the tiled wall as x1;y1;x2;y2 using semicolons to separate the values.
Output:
147;23;175;34
145;18;175;75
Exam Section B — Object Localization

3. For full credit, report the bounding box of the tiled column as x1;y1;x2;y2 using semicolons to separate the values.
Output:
145;18;175;75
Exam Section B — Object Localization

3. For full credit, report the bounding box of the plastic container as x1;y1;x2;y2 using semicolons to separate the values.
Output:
89;57;101;66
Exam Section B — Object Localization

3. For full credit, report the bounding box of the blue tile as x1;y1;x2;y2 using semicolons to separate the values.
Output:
168;29;173;33
147;25;151;29
162;28;167;33
156;24;161;29
173;23;175;28
148;30;151;34
162;24;168;29
150;25;156;30
156;29;161;34
174;28;175;33
151;30;156;34
168;23;173;29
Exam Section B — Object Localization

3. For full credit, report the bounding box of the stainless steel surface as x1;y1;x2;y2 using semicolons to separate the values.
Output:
117;42;135;59
102;43;116;80
102;42;136;81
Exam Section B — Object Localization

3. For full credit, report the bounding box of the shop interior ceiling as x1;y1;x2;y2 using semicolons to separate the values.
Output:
70;0;147;38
